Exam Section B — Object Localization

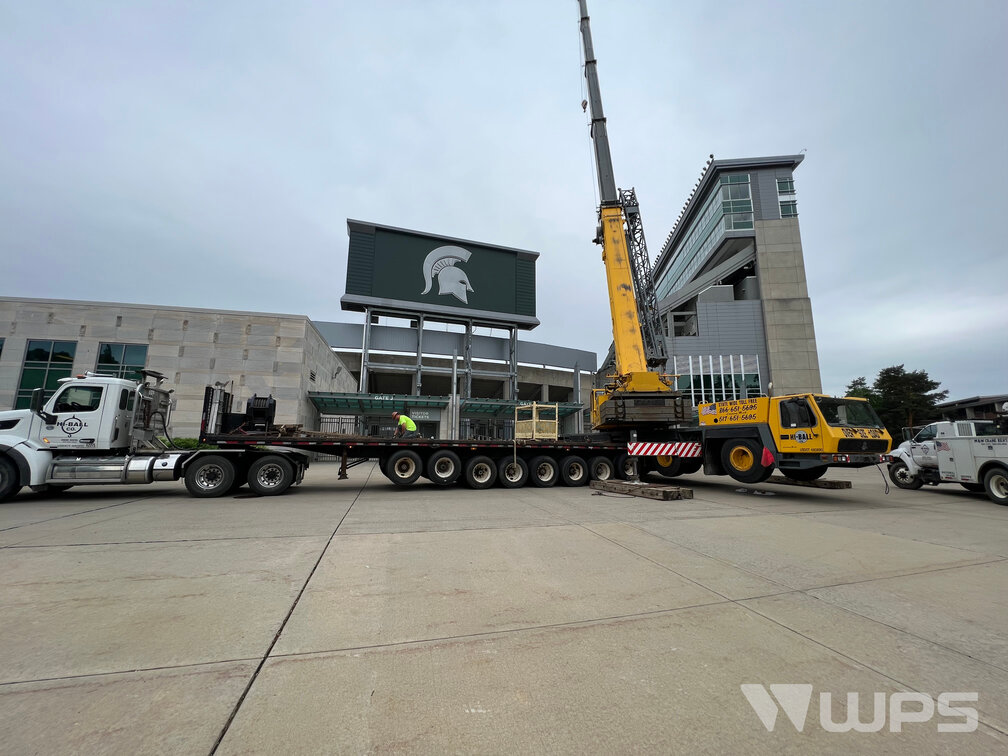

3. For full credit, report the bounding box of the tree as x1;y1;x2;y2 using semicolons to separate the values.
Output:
845;376;877;403
869;365;948;438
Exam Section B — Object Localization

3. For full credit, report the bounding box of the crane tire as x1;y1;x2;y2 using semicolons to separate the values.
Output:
782;466;827;482
652;455;682;478
721;439;771;484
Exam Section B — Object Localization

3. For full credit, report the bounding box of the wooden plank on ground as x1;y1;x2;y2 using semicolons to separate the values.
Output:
590;480;693;500
766;475;852;489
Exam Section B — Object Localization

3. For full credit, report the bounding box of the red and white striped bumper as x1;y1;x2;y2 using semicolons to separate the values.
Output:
627;442;702;458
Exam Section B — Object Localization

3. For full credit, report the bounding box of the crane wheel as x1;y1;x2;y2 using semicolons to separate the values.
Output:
720;439;771;484
652;455;682;478
781;466;827;482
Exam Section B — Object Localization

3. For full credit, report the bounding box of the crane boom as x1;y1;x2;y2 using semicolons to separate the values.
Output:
577;0;685;432
578;0;647;378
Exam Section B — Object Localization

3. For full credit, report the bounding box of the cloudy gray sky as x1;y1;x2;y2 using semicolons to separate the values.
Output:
2;0;1006;399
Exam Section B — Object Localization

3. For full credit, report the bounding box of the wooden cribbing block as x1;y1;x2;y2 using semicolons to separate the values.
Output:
590;480;694;500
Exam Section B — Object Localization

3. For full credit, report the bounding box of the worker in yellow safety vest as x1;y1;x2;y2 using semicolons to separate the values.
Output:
392;411;419;439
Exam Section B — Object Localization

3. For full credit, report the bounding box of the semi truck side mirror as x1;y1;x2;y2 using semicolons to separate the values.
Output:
29;388;57;424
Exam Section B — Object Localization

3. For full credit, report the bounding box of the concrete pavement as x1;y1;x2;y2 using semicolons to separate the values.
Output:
0;462;1005;753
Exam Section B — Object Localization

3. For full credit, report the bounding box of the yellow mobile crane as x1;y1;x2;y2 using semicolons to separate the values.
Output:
577;1;891;484
577;0;686;433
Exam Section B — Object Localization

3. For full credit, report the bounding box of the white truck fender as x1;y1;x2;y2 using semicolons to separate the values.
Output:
889;444;921;475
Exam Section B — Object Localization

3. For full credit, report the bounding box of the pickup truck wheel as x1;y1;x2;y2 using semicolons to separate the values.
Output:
184;455;236;498
497;456;528;489
721;439;771;484
588;456;615;481
427;450;462;486
248;455;294;496
0;457;22;502
387;450;422;486
782;466;827;482
464;455;497;490
888;460;923;490
983;467;1008;505
529;455;559;488
559;455;588;487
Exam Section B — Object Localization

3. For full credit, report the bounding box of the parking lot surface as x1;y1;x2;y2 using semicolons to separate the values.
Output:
1;463;1006;753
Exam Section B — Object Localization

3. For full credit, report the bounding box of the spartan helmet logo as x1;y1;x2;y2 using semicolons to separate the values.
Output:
421;245;474;304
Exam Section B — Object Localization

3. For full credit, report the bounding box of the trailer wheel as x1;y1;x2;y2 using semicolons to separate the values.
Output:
782;466;827;482
464;455;497;490
0;457;22;502
497;456;529;489
387;450;422;486
559;455;589;487
427;450;462;486
984;467;1008;505
614;453;636;480
888;460;923;490
184;455;236;498
588;456;615;481
721;439;772;484
529;455;559;488
247;455;295;496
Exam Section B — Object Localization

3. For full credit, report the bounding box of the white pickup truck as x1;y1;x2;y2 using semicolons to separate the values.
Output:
888;419;1008;505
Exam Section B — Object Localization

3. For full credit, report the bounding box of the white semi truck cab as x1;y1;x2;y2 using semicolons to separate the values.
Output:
888;418;1008;505
0;371;307;501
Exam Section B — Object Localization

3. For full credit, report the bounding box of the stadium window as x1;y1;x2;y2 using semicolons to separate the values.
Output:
15;340;76;409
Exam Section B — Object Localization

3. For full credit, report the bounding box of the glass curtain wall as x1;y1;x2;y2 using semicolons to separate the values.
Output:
671;354;762;405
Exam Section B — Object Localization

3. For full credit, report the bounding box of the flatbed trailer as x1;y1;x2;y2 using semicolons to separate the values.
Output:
198;386;641;492
202;430;634;491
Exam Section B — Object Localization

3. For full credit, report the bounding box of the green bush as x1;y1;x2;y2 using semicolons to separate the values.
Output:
158;437;216;450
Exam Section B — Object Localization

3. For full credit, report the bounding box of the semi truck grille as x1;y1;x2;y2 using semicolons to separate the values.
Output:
837;439;889;453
